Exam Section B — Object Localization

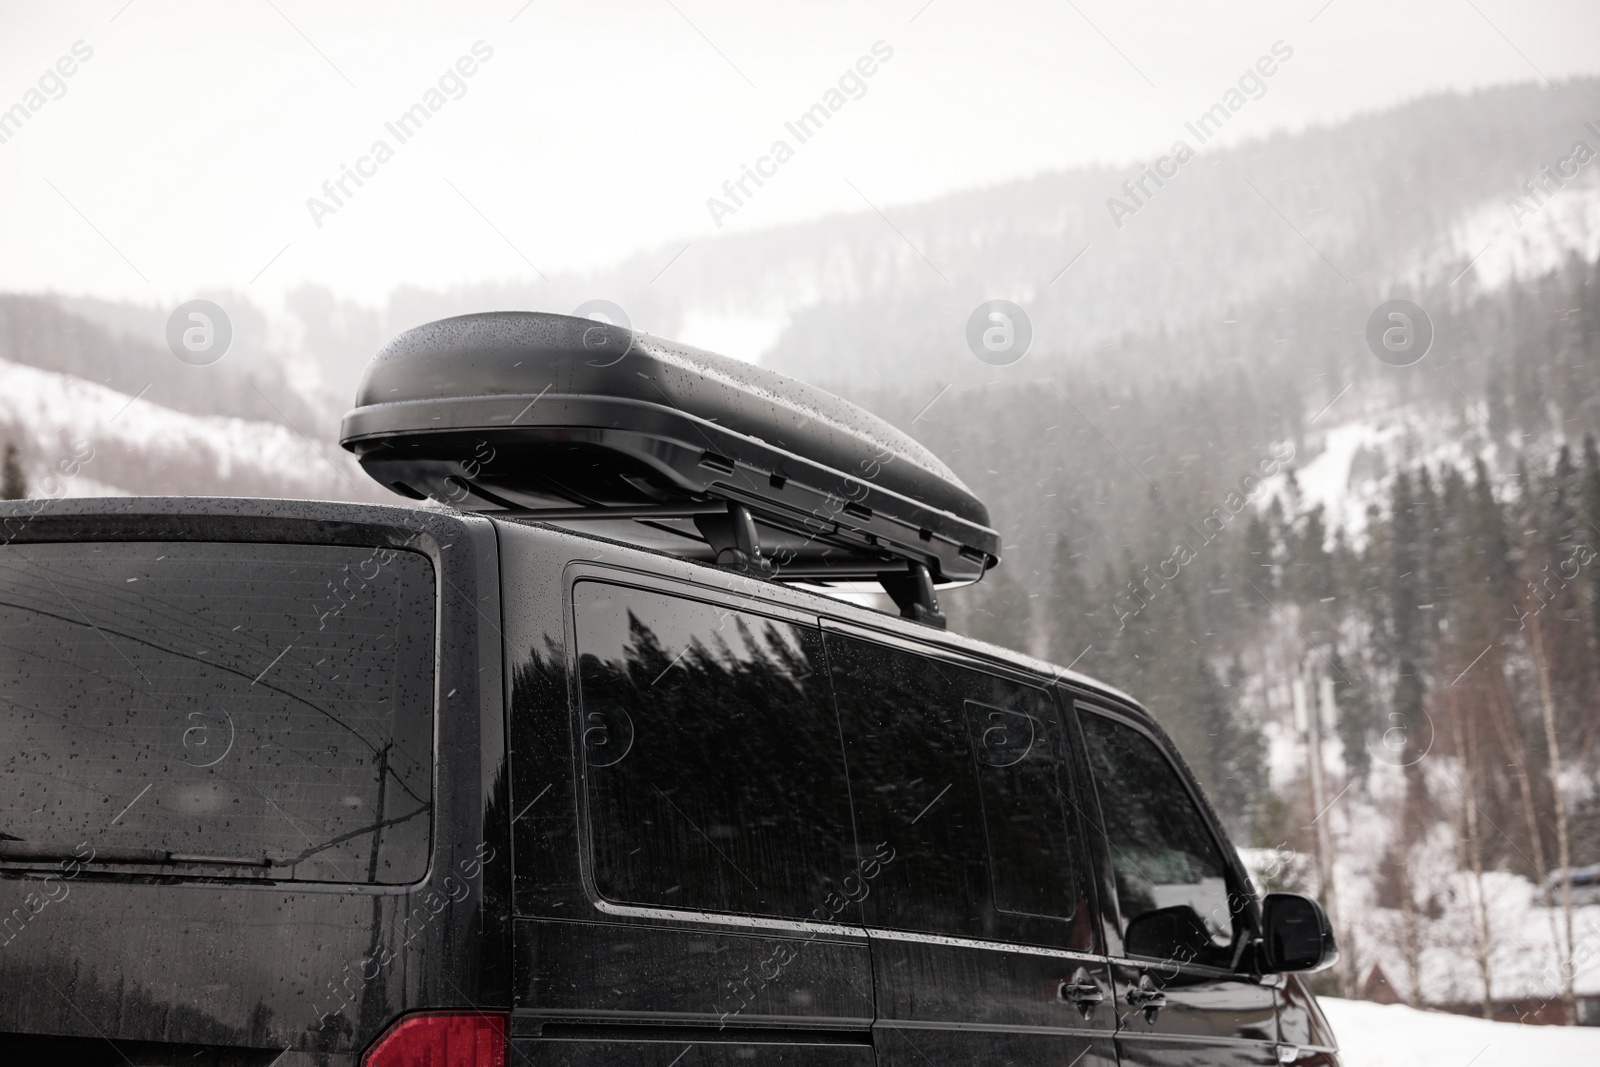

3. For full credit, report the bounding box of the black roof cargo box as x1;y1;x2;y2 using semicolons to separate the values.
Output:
339;312;999;602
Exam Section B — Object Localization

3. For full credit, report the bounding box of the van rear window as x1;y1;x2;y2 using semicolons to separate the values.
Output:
0;541;435;884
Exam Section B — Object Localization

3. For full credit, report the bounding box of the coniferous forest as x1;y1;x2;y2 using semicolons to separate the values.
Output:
878;250;1600;1015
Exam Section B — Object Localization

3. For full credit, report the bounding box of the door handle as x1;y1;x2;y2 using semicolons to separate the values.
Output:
1126;974;1167;1024
1058;966;1104;1020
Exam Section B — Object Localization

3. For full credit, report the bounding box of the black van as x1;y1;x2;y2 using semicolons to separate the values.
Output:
0;313;1340;1067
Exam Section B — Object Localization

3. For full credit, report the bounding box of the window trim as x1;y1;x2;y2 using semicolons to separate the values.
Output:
867;925;1110;964
818;616;1058;693
588;898;867;939
553;564;1114;951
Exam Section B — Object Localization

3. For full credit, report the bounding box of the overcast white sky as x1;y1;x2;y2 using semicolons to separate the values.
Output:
1;0;1597;305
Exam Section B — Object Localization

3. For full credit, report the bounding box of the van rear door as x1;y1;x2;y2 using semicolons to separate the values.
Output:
0;507;506;1066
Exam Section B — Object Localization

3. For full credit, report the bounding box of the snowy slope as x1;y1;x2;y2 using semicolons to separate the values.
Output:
0;358;378;502
1263;400;1543;549
1420;182;1600;293
1246;744;1600;1008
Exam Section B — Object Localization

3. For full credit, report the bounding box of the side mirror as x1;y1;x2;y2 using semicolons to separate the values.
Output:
1259;893;1338;973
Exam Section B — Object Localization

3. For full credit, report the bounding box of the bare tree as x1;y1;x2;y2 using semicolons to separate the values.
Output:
1529;615;1578;1023
1444;685;1496;1018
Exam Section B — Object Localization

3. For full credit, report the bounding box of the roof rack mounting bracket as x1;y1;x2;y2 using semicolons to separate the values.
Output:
694;502;772;576
879;562;947;629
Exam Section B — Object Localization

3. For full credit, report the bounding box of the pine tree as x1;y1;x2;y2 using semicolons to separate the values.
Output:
1043;533;1098;668
1330;649;1373;787
1289;503;1337;640
1384;471;1432;772
1582;436;1600;662
1187;655;1264;833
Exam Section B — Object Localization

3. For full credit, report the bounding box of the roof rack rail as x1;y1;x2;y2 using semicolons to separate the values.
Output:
339;311;1000;627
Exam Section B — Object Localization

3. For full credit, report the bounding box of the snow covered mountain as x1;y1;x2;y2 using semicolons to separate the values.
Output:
0;357;372;503
3;78;1596;507
345;79;1600;391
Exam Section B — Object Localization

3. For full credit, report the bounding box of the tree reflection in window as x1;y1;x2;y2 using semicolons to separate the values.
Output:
574;583;855;920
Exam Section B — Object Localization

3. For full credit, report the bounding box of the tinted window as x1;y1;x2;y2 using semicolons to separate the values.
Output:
574;583;854;919
1080;712;1238;965
828;634;1093;948
0;541;435;884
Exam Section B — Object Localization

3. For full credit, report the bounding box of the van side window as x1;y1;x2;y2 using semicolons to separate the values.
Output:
1079;711;1239;967
573;582;854;920
827;633;1093;948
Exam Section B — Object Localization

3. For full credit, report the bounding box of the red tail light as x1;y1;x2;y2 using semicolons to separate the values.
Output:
361;1011;508;1067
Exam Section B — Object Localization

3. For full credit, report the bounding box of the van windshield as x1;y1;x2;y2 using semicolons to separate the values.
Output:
0;541;435;884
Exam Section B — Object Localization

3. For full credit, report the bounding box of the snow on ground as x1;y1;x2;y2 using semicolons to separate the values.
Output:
1240;708;1600;1008
1320;998;1600;1067
1241;749;1600;1008
1288;419;1402;539
1259;406;1508;550
1423;182;1600;294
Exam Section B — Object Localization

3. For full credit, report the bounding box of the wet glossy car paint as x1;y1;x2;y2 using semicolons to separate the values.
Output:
0;498;1340;1066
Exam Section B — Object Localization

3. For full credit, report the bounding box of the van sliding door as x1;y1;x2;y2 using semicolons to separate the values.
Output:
513;578;875;1067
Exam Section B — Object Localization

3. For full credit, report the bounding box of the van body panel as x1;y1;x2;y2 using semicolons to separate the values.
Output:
866;934;1118;1067
1105;957;1280;1060
494;521;1322;1067
815;619;1116;1067
1274;973;1340;1056
513;918;874;1026
513;1032;878;1067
